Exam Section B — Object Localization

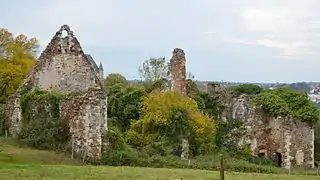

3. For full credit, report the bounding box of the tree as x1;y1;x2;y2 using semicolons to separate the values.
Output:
138;57;170;82
107;84;146;131
104;73;128;93
131;90;216;155
0;28;38;103
234;84;263;95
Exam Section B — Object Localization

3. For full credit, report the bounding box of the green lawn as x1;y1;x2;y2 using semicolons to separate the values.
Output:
0;138;80;165
0;164;319;180
0;138;319;179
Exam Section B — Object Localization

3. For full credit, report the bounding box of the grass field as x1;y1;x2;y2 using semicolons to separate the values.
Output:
1;164;319;180
0;138;319;179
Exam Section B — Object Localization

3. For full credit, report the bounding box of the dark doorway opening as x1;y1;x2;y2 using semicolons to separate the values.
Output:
275;152;282;167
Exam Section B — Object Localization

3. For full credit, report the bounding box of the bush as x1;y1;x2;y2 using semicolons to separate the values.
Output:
101;145;141;166
234;84;263;95
253;87;319;124
105;125;126;150
17;117;70;151
17;90;70;151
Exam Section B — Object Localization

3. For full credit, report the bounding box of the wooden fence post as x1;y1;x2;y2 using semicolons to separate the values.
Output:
71;135;74;159
219;154;225;180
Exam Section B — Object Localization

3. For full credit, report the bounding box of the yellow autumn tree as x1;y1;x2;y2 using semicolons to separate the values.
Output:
131;90;216;155
0;28;38;103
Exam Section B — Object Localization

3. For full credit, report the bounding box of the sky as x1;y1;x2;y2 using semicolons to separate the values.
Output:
2;0;320;83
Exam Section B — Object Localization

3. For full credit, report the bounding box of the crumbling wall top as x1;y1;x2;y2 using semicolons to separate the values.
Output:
170;48;187;95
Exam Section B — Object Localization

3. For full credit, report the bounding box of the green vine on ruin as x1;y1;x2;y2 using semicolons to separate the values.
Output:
18;89;70;151
20;89;64;125
252;87;319;125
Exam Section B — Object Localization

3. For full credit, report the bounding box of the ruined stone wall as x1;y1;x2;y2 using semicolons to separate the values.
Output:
22;25;102;93
170;48;187;95
230;94;314;168
6;94;22;137
6;25;106;160
29;54;101;92
60;89;106;160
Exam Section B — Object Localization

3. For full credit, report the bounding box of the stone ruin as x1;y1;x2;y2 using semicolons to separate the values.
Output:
170;48;187;95
168;49;315;168
4;24;315;168
207;85;315;169
6;25;107;160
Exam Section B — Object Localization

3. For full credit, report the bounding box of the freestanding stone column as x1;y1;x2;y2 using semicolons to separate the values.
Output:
170;48;187;95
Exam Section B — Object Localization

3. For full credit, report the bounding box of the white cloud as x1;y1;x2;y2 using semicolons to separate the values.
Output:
236;2;320;60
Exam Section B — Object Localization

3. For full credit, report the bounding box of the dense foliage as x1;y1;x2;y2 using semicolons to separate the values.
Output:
253;87;319;124
104;73;128;93
107;84;146;131
132;90;215;156
17;90;70;151
234;84;263;95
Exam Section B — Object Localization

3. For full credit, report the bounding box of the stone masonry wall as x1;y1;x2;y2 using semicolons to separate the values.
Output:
170;48;187;95
6;94;22;137
230;94;314;168
6;25;106;160
22;25;102;92
60;89;106;160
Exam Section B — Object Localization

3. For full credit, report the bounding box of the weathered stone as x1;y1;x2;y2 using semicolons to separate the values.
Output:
225;94;314;169
169;48;189;159
170;48;187;95
60;89;106;159
6;25;107;160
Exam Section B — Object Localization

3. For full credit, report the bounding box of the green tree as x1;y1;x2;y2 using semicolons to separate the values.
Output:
104;73;128;93
138;57;170;83
234;84;263;95
0;28;38;103
131;90;216;155
107;84;145;131
186;79;205;110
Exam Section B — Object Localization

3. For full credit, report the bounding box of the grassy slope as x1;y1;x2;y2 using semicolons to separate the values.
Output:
0;138;80;165
0;138;319;180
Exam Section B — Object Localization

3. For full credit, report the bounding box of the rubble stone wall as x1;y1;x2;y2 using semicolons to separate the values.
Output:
170;48;187;95
60;89;106;160
6;25;106;160
230;94;314;168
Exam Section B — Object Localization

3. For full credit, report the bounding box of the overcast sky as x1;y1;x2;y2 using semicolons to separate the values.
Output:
2;0;320;83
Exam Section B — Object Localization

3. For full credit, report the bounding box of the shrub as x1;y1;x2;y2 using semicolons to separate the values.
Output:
234;84;263;95
253;87;319;124
132;90;216;156
104;125;126;150
101;145;141;166
17;90;70;151
17;117;70;150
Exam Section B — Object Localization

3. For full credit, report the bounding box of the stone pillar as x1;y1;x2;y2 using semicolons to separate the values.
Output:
98;62;104;81
170;48;187;95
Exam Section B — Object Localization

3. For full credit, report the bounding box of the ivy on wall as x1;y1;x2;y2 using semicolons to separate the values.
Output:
253;87;319;125
18;90;70;151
